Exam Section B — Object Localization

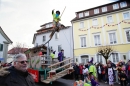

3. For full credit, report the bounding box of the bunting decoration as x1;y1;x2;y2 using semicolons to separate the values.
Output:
79;20;130;31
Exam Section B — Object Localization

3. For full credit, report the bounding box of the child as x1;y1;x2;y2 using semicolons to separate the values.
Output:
89;73;99;86
120;71;127;86
52;9;61;32
83;66;88;81
106;63;115;86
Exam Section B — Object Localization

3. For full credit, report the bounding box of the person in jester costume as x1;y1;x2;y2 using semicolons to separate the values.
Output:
88;57;99;86
52;9;61;32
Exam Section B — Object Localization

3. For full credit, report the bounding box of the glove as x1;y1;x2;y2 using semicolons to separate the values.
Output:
0;67;10;76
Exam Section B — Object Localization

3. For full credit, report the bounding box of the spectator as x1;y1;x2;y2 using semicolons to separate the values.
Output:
83;66;88;81
97;63;102;82
126;60;130;85
0;61;2;69
85;63;89;69
108;60;116;69
79;63;83;80
106;63;115;86
0;54;36;86
73;63;80;81
7;62;12;67
120;66;127;86
3;63;7;67
101;64;106;82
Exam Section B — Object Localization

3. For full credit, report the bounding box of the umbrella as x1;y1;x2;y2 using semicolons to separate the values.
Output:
0;58;4;60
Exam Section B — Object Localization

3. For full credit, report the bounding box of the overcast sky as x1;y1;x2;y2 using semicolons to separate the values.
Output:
0;0;117;50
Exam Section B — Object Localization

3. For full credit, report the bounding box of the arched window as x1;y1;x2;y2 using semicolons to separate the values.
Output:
81;55;89;64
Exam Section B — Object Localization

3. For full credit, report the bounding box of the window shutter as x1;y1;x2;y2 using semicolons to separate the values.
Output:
0;44;3;51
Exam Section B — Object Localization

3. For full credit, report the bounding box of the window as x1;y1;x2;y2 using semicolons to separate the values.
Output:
120;1;127;8
94;9;99;14
0;44;3;51
43;36;46;42
107;16;113;23
80;36;86;47
55;33;59;39
79;22;84;28
109;32;117;44
58;45;62;52
125;30;130;42
94;35;101;46
76;58;78;62
93;19;98;26
97;54;102;63
113;4;119;9
102;7;107;12
112;53;119;63
123;12;130;20
81;55;89;64
79;13;83;18
84;11;89;16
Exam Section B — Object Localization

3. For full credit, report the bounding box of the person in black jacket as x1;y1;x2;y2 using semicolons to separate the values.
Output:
0;54;36;86
73;63;80;80
120;70;127;86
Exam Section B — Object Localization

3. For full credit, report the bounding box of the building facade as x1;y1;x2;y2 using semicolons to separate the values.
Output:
71;1;130;64
0;27;13;62
32;22;73;58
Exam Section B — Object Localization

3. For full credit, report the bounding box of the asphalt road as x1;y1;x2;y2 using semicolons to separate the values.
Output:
35;78;120;86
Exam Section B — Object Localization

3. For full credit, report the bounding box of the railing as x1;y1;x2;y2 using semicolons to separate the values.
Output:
48;58;73;70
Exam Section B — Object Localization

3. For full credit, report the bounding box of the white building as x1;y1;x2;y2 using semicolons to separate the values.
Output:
32;22;73;58
0;27;13;62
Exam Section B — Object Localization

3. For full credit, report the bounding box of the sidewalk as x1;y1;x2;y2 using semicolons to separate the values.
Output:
100;82;120;86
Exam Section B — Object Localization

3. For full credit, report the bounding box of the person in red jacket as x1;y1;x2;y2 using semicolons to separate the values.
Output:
79;63;83;80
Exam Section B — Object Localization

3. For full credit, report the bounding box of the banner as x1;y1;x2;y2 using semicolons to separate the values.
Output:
79;20;130;31
28;68;39;82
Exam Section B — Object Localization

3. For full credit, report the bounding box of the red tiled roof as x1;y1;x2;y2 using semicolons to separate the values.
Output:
71;0;130;22
8;48;28;54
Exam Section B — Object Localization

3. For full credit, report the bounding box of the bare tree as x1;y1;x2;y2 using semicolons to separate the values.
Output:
11;42;28;54
97;45;114;64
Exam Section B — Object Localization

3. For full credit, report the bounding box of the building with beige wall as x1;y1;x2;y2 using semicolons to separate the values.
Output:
71;1;130;64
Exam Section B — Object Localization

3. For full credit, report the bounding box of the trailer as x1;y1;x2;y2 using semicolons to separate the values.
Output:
24;44;74;84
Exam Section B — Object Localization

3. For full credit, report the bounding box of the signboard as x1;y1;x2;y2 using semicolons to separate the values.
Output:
28;68;39;82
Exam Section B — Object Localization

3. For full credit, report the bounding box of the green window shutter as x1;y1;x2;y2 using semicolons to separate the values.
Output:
0;44;3;51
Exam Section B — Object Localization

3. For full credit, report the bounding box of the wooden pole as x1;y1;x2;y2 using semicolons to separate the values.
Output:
60;6;66;18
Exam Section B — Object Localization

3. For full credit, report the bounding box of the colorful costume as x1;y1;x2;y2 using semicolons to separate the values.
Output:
50;51;55;63
88;58;97;78
58;52;64;62
108;67;114;85
52;10;61;28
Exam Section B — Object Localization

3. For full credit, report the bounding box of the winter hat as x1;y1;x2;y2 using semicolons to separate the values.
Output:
89;57;93;64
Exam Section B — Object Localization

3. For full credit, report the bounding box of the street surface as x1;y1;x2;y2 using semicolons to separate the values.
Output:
35;78;120;86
